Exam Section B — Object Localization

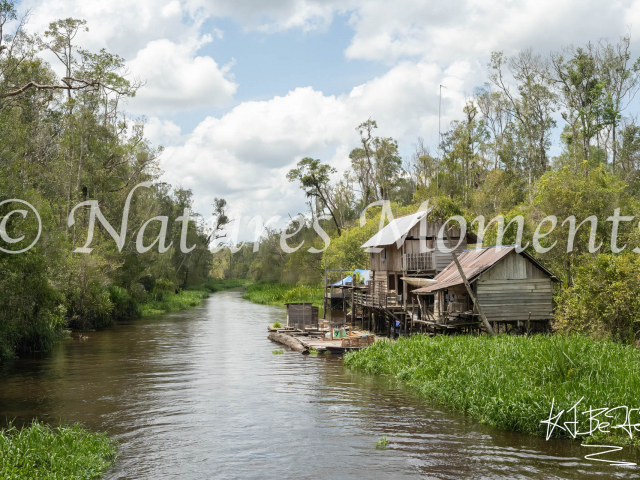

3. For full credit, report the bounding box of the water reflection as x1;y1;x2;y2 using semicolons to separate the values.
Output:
0;290;638;479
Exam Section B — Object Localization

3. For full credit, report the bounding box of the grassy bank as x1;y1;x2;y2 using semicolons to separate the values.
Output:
0;420;117;479
242;282;323;307
140;279;249;316
344;335;640;445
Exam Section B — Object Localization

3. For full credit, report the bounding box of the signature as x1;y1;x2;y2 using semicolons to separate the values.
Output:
541;397;638;466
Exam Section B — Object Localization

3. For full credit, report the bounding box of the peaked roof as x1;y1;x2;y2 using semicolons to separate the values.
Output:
361;210;431;248
412;246;558;294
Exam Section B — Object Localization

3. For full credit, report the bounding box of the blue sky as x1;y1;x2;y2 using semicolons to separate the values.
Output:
167;14;390;132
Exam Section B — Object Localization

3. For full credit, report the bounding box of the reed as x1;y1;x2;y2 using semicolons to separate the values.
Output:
140;289;210;316
344;334;640;445
242;283;323;307
0;420;117;479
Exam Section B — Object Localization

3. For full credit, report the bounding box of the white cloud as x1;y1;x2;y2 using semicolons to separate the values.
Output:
343;0;640;62
21;0;237;115
161;1;182;18
144;117;184;147
159;60;474;233
126;36;238;114
192;0;353;33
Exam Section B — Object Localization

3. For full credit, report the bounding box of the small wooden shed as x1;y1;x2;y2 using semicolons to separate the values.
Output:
285;303;319;330
413;246;559;326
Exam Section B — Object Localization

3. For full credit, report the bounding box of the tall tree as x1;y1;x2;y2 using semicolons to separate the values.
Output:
489;50;556;184
287;157;342;236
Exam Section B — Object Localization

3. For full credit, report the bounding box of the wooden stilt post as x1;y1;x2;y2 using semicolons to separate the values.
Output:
323;258;327;320
445;230;494;336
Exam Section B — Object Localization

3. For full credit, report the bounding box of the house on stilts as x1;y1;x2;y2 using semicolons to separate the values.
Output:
324;209;559;337
411;246;559;335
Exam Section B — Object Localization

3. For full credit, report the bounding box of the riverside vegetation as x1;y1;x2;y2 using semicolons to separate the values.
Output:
0;421;117;479
345;335;640;446
0;3;237;362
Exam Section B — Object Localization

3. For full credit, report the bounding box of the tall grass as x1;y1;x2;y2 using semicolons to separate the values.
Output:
242;282;323;307
140;289;210;316
344;335;640;445
139;279;249;316
0;420;117;479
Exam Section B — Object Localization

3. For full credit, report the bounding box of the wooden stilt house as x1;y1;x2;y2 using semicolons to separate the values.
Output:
412;246;559;332
360;209;477;309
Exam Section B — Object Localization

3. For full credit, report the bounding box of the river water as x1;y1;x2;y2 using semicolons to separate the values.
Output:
1;289;639;479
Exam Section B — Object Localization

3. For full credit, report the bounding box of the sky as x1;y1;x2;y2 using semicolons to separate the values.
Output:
16;0;640;240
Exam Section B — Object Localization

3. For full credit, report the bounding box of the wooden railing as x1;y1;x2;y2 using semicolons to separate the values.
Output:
353;291;398;308
403;252;434;272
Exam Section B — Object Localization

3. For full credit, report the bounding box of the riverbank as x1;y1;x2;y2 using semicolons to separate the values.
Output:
0;420;117;479
344;334;640;446
242;282;323;308
139;279;249;316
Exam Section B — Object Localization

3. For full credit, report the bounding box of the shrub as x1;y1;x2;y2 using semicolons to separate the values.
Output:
107;286;141;321
555;254;640;343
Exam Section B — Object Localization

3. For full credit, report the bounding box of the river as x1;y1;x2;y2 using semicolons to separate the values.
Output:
1;289;638;479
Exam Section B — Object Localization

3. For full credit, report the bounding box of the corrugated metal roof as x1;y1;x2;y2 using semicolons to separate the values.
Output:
412;246;516;293
412;246;559;294
361;209;431;248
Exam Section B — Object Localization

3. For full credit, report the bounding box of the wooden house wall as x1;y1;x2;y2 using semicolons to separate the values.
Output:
369;245;402;273
480;250;548;280
369;218;467;274
372;271;388;295
433;240;467;270
286;305;319;328
475;252;553;321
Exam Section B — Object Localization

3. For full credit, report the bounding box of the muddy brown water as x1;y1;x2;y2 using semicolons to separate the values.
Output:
1;289;639;479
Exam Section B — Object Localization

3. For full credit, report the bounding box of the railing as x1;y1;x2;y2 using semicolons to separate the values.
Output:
403;252;434;272
353;291;398;308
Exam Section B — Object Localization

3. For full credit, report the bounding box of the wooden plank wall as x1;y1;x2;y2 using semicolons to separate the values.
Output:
475;251;553;321
433;240;467;270
373;271;388;295
476;278;553;321
481;251;548;280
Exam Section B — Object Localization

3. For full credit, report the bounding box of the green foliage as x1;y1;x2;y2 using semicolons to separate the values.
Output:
272;350;284;355
201;278;249;293
345;334;640;445
375;437;389;449
139;289;209;317
107;286;140;321
0;420;117;479
242;283;323;307
555;254;640;343
272;321;282;329
0;13;227;358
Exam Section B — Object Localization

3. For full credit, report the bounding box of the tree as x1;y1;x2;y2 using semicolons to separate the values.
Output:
475;86;511;169
489;50;556;183
595;36;640;170
287;157;342;236
550;45;613;164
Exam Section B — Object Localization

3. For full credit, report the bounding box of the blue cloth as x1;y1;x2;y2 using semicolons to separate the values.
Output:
332;269;370;286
